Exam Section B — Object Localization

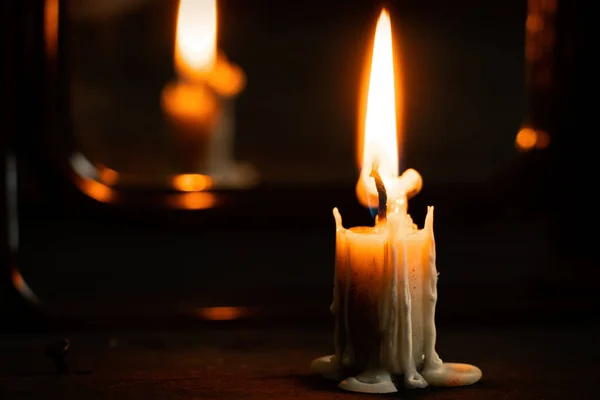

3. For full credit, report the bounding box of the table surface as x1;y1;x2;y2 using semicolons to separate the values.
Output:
1;323;598;400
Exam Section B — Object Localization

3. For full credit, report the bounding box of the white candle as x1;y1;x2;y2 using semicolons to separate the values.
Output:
329;205;433;390
310;9;482;394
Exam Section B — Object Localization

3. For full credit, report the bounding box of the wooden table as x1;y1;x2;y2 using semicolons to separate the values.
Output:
1;323;597;399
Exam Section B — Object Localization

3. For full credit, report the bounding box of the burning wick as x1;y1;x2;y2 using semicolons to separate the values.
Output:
369;160;387;222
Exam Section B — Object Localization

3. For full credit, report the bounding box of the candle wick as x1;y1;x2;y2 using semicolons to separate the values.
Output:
369;160;387;222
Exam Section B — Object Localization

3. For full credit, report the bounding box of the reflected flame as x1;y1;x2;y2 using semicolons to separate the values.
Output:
98;167;119;186
175;0;217;81
77;179;116;203
516;128;550;151
168;192;218;209
196;306;248;321
45;0;59;58
172;174;213;191
161;81;218;126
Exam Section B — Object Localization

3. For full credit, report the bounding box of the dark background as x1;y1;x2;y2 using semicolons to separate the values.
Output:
70;0;526;184
1;0;595;399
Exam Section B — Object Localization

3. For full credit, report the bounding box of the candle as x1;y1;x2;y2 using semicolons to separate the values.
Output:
310;9;482;394
161;0;245;175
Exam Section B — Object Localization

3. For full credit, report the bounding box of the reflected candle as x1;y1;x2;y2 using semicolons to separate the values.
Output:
161;0;245;173
310;9;482;394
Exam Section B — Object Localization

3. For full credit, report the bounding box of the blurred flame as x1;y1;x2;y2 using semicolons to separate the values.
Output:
516;128;550;151
526;14;544;33
206;53;246;97
45;0;59;58
175;0;217;81
98;167;119;185
161;81;218;125
77;179;116;203
196;306;248;321
172;174;213;191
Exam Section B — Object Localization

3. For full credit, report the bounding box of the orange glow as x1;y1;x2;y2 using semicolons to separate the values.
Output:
11;269;39;304
206;53;246;97
516;128;537;150
526;14;544;33
525;0;556;65
356;9;400;206
98;167;119;185
175;0;217;82
534;130;550;149
168;192;218;209
77;179;116;203
45;0;59;58
516;128;550;151
541;0;557;12
161;81;218;127
172;174;213;191
11;269;25;292
196;306;248;321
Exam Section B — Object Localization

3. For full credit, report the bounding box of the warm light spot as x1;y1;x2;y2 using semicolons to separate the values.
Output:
11;269;39;304
196;306;248;321
45;0;59;58
172;174;213;191
168;192;218;209
516;128;549;151
175;0;217;82
77;179;116;203
98;167;119;185
161;81;218;126
11;269;24;289
516;128;537;150
207;54;246;97
526;14;544;33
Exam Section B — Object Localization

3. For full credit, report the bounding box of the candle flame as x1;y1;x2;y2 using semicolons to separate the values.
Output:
357;9;400;207
175;0;217;81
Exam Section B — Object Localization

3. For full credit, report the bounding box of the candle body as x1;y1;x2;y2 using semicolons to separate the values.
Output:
317;206;482;393
333;209;432;381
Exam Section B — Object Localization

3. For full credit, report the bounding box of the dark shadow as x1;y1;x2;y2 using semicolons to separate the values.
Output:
288;373;342;394
0;369;94;378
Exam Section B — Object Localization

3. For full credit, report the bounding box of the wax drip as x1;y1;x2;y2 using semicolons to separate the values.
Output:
370;161;387;222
